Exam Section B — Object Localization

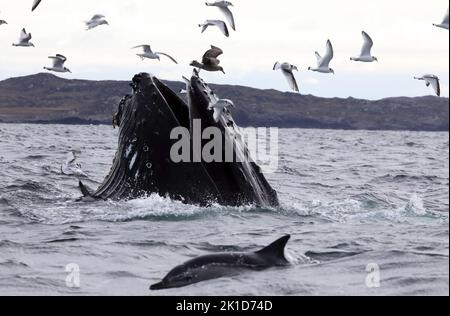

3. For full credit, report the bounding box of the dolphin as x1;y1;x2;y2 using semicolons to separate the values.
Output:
150;235;291;290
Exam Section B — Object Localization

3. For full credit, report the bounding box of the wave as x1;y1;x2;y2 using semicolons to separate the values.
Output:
8;194;279;225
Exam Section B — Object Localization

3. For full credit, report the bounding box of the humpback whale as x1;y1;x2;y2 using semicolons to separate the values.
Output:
150;235;291;290
81;72;279;207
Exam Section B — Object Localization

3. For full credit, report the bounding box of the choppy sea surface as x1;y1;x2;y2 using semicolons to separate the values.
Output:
0;123;448;296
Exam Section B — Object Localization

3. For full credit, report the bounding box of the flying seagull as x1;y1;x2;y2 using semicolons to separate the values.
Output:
433;8;449;30
32;0;42;12
208;99;235;123
85;14;109;30
44;54;71;73
12;28;34;47
132;45;178;64
190;45;225;74
414;74;441;97
199;20;229;37
350;31;378;62
273;62;299;93
308;39;335;74
206;1;236;31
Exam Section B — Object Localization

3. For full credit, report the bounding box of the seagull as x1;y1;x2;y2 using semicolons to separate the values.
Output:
44;54;71;73
12;28;34;47
199;20;229;37
433;8;449;30
273;62;299;92
208;99;235;123
32;0;42;12
85;14;109;30
179;76;190;94
308;39;335;74
190;45;225;74
132;45;178;64
414;74;441;97
61;151;85;176
206;1;236;31
350;31;378;62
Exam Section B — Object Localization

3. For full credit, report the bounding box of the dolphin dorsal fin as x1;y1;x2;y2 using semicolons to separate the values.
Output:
256;235;291;262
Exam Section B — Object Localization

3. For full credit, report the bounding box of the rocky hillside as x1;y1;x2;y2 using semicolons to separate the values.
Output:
0;73;448;131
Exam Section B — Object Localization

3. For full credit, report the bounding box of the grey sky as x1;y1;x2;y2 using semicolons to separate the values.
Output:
0;0;448;99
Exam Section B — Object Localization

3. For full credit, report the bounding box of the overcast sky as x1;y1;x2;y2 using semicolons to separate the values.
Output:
0;0;448;99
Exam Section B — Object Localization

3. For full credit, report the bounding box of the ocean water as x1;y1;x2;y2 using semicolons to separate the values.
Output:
0;123;448;296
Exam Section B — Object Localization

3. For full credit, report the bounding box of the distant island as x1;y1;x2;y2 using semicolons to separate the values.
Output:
0;73;448;131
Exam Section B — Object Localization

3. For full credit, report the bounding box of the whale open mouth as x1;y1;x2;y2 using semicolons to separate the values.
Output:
85;72;279;207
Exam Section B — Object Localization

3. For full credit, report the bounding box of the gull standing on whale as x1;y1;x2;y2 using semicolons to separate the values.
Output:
85;15;109;30
132;45;178;64
350;31;378;62
433;8;449;30
208;99;235;123
12;28;34;47
414;74;441;97
179;76;190;94
273;62;299;93
44;54;71;73
308;39;335;74
32;0;42;12
199;20;230;37
206;1;236;31
190;45;226;74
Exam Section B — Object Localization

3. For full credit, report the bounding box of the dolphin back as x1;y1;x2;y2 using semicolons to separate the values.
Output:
256;235;291;265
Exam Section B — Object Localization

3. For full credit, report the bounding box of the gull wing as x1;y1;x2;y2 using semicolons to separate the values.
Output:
361;31;374;57
49;54;67;68
427;77;441;97
91;14;105;21
282;69;299;92
155;52;178;64
32;0;42;12
210;20;229;37
219;6;236;31
212;107;224;123
132;45;152;53
65;151;76;166
273;62;282;71
319;40;334;67
20;28;31;42
200;23;209;33
441;8;449;25
315;52;322;65
55;54;67;62
203;45;223;59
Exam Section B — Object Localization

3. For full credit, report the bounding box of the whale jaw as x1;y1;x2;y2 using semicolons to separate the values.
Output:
86;72;279;207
